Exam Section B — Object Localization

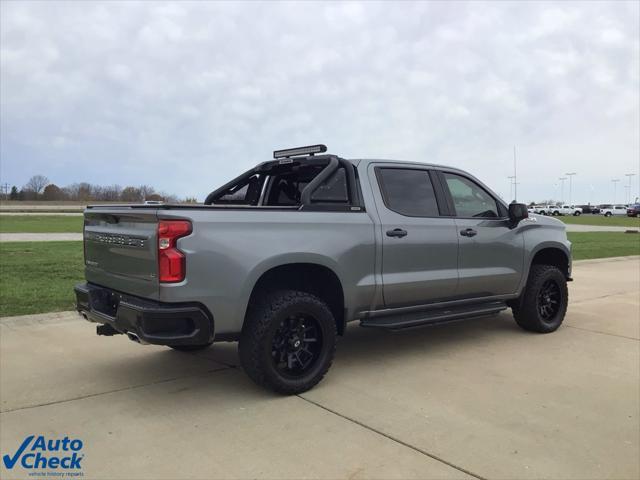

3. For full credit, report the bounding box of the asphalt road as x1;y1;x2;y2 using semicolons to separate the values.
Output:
1;257;638;479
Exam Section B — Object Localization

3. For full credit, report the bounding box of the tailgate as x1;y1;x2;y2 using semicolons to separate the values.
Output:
83;208;159;299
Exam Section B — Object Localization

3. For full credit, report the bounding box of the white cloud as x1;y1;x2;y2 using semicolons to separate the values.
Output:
0;0;638;204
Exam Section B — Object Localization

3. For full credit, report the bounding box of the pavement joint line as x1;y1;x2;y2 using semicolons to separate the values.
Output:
297;394;487;480
564;324;639;341
0;367;231;415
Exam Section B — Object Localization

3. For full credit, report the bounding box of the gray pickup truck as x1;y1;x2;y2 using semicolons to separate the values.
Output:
75;144;572;394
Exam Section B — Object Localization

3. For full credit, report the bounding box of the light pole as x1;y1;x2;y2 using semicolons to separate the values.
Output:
624;173;636;204
558;177;567;204
507;176;515;201
565;172;577;206
513;146;518;201
612;179;620;204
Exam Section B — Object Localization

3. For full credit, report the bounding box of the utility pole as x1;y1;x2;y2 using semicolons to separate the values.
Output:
558;177;567;204
612;179;620;204
513;146;518;201
565;172;577;206
624;173;636;204
507;176;515;201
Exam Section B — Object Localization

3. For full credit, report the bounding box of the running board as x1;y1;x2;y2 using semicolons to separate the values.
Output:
359;301;508;330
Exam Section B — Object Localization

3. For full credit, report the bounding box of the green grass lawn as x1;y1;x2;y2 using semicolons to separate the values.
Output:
0;241;84;316
0;215;83;233
568;232;640;260
557;214;640;228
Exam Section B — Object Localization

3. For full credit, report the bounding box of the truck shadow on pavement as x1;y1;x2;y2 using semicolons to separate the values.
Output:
183;311;523;389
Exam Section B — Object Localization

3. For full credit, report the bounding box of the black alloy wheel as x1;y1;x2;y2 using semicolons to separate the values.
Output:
239;290;336;394
512;264;568;333
271;314;323;377
537;279;561;322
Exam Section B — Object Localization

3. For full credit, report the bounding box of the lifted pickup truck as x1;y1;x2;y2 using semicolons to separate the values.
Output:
75;145;572;394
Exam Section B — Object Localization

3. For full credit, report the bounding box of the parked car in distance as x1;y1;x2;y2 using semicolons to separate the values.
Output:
627;203;640;217
588;205;601;214
75;144;573;394
545;205;562;216
533;205;557;216
601;205;628;217
557;205;582;216
578;205;595;214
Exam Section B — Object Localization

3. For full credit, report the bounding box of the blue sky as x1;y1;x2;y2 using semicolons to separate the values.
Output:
1;1;638;204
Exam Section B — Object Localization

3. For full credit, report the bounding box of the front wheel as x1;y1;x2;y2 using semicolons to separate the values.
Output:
512;264;568;333
574;211;581;216
239;290;336;394
605;212;612;217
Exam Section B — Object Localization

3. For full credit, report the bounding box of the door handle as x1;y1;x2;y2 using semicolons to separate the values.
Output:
460;228;477;237
386;228;408;238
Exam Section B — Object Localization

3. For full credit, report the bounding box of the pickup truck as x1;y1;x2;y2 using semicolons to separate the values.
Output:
75;145;572;394
557;205;582;216
601;205;628;217
532;205;559;216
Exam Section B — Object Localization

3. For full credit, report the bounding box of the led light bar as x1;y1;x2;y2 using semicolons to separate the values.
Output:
273;144;327;159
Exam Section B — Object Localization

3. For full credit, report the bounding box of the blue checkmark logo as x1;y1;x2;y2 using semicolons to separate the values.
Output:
2;435;34;469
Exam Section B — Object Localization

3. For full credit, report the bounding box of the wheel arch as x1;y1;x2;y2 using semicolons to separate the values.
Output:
241;257;346;335
530;246;570;278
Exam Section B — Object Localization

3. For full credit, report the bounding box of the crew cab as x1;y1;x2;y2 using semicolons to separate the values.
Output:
601;205;628;217
75;145;572;394
557;205;582;216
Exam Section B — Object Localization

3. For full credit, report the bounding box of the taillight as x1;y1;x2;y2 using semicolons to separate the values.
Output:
158;220;192;283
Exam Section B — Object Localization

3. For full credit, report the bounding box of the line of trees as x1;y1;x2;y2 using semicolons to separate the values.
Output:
3;175;196;203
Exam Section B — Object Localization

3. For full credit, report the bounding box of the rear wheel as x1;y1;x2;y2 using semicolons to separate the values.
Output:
239;290;336;394
512;264;568;333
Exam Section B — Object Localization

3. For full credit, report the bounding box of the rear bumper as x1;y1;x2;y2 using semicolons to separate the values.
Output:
74;282;214;346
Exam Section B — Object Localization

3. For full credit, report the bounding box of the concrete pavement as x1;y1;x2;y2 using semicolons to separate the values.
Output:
564;224;639;232
1;257;639;479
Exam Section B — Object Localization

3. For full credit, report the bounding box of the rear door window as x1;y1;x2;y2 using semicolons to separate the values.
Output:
376;168;440;217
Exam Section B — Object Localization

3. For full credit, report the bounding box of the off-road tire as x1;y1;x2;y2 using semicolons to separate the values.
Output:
239;290;336;395
169;343;213;352
512;264;568;333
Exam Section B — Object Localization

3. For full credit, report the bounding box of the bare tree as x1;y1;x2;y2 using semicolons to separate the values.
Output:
121;186;143;202
101;184;122;201
25;175;49;195
138;185;155;200
42;184;66;201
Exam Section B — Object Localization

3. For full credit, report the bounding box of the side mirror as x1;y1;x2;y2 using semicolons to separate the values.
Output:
508;202;528;226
